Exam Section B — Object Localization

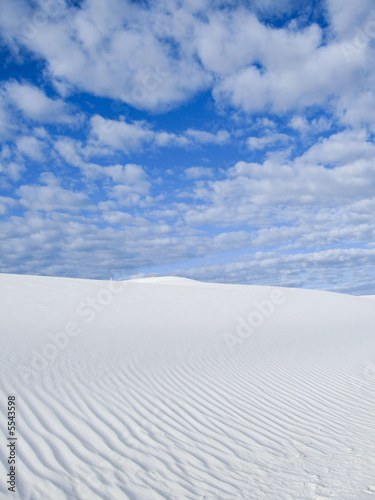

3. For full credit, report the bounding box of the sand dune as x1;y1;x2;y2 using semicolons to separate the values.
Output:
1;273;375;499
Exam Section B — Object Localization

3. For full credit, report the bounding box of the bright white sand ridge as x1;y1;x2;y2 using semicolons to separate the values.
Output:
1;274;375;499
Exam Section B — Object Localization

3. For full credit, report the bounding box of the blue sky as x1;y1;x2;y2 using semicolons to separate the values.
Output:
0;0;375;294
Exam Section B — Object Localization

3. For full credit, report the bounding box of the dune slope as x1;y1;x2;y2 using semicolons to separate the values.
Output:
1;274;375;499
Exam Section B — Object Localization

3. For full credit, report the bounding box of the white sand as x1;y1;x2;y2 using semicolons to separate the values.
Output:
1;273;375;499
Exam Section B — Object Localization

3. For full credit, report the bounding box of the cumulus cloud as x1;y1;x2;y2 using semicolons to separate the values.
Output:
108;168;151;204
0;0;370;118
154;132;190;148
326;0;375;39
0;0;210;111
0;0;372;125
247;132;290;150
181;130;375;256
214;40;367;114
17;173;92;212
90;115;154;152
185;166;215;179
299;129;375;166
0;195;16;215
16;135;46;161
0;145;25;182
5;81;80;125
90;115;230;152
289;115;332;134
185;129;230;144
337;91;375;129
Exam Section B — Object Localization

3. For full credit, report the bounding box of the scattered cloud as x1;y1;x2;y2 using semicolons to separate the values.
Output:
247;132;290;150
0;0;374;292
185;129;230;144
185;167;215;179
90;115;230;152
5;81;81;125
17;173;92;213
16;135;46;161
90;115;154;152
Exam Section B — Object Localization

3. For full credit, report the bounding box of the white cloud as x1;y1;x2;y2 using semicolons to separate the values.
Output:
104;164;149;184
0;0;373;119
194;10;263;75
0;86;19;140
154;132;190;148
299;129;375;166
16;135;46;161
337;91;375;129
5;81;80;125
214;39;367;114
100;164;152;207
289;115;309;133
326;0;375;39
185;129;230;144
53;138;85;166
17;173;91;212
0;0;210;112
177;247;375;294
90;115;230;152
2;163;23;182
182;129;375;233
246;132;290;150
0;145;25;181
255;117;277;129
185;166;214;179
0;195;16;215
289;115;332;134
90;115;153;152
100;210;149;227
